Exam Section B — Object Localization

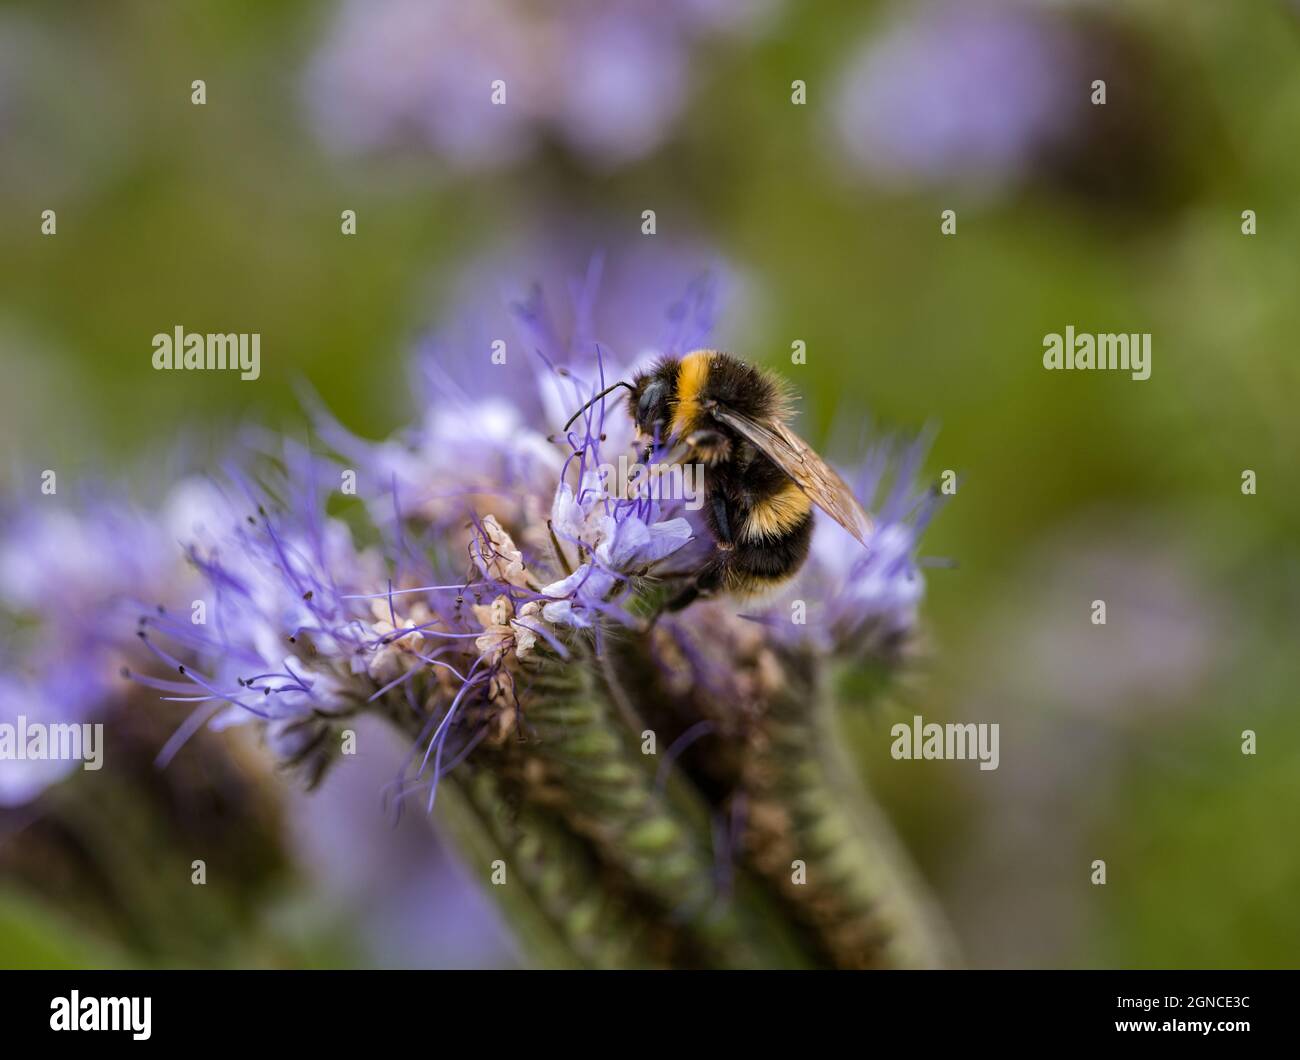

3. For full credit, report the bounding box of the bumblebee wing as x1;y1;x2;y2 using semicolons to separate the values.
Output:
711;408;876;547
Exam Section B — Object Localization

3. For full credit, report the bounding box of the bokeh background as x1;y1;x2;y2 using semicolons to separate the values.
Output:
1;0;1298;968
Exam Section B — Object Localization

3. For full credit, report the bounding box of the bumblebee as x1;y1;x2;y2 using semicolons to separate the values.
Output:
565;349;874;608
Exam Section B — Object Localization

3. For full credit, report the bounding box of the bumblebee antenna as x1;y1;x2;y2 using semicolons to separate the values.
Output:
562;381;635;433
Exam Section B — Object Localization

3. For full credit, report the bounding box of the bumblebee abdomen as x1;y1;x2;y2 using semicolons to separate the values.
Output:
739;480;812;543
723;505;814;595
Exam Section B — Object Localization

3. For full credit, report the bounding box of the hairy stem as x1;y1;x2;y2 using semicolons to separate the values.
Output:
433;765;653;969
738;659;958;968
490;659;768;968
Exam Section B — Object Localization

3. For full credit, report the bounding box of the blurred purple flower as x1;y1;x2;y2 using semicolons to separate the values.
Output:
753;432;941;657
286;716;518;967
831;3;1084;196
551;13;688;164
303;0;542;169
0;489;197;804
944;528;1227;966
304;0;778;170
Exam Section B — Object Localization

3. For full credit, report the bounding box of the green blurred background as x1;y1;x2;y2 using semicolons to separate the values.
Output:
1;0;1298;967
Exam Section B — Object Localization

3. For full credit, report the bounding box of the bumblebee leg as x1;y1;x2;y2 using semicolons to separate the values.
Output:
664;583;700;612
710;492;735;551
685;429;732;466
662;499;732;611
664;558;725;612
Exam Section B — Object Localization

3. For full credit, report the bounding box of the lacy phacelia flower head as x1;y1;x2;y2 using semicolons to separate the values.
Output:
310;244;726;541
535;464;692;630
132;261;719;801
112;252;941;829
303;0;779;170
131;458;388;787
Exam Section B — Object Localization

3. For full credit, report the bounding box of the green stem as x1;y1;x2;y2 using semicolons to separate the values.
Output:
738;660;958;968
493;660;765;968
433;765;653;969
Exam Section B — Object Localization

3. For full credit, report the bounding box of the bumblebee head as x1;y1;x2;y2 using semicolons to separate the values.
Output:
628;358;680;446
559;358;681;460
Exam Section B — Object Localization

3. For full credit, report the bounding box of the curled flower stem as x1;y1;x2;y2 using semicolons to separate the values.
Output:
737;658;958;969
479;660;770;968
430;764;654;969
377;663;746;969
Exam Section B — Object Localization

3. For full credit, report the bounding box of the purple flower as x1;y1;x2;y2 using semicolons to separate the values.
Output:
0;488;198;804
130;451;404;785
312;241;732;546
303;0;543;169
550;12;689;165
753;433;942;657
5;242;940;822
0;677;81;805
130;254;725;798
831;3;1084;197
537;465;693;630
303;0;779;171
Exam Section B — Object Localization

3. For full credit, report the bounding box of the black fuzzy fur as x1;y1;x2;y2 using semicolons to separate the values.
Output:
631;351;812;601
